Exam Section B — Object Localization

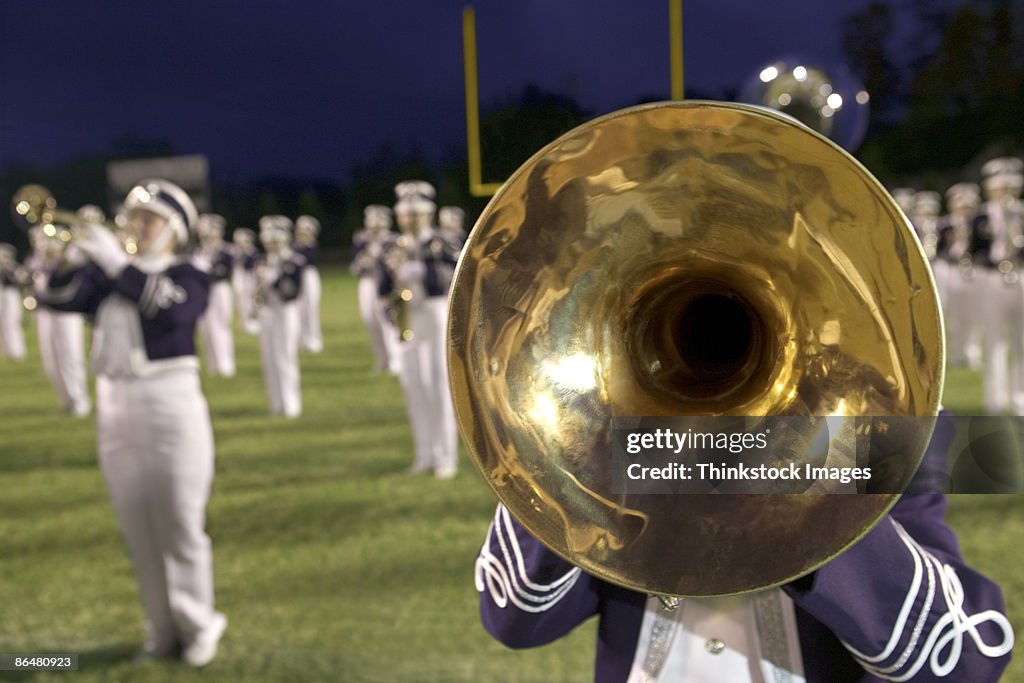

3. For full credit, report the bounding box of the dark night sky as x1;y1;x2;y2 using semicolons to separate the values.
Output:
2;1;881;184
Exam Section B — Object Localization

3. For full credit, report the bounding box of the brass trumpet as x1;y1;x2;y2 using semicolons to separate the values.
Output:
11;184;122;244
447;101;943;599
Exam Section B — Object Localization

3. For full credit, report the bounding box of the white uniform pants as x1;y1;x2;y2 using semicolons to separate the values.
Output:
358;277;390;371
36;309;59;394
96;370;221;649
38;310;90;415
198;282;235;377
0;287;25;360
981;269;1024;413
396;297;458;474
299;268;323;353
259;301;302;417
233;269;260;336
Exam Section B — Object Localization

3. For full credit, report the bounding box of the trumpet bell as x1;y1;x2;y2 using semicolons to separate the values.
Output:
12;184;59;230
447;101;943;598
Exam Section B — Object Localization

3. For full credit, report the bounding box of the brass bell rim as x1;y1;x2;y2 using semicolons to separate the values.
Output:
448;100;945;598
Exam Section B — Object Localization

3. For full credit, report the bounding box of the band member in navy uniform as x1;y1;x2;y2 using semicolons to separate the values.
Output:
972;157;1024;414
935;183;981;369
256;215;304;418
439;205;468;249
0;243;27;361
388;182;461;479
294;215;323;354
910;191;940;261
352;204;395;373
230;227;261;335
194;214;236;378
475;414;1013;682
40;179;227;666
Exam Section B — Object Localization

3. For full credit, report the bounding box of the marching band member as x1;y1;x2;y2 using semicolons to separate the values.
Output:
388;182;460;479
475;414;1013;682
294;215;323;354
30;209;96;416
352;204;395;373
231;227;261;335
0;243;27;361
936;183;981;368
973;157;1024;414
439;205;468;247
194;214;236;377
910;191;940;261
256;215;304;418
25;226;62;392
40;179;227;666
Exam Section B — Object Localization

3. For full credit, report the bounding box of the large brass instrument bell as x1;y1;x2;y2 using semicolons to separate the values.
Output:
447;101;943;598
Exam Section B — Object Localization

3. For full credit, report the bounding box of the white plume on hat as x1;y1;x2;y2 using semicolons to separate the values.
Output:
122;179;198;245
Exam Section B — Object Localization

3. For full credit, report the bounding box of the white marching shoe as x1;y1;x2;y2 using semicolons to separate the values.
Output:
181;613;228;667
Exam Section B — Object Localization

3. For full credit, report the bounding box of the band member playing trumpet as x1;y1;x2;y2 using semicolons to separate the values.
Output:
39;179;227;666
0;243;27;361
386;182;460;479
256;215;305;418
194;214;236;378
294;215;323;354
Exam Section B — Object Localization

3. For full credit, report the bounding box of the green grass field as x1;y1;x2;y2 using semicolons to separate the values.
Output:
0;268;1021;682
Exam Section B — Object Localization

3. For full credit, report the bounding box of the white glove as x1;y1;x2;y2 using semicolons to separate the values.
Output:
62;243;90;268
77;225;129;277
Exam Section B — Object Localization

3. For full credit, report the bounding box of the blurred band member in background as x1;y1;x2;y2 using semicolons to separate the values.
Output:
28;209;95;416
0;243;27;361
39;179;227;666
910;191;940;262
256;215;304;418
352;204;395;373
294;215;323;354
194;214;236;378
389;182;460;479
25;226;61;390
231;227;261;335
936;183;981;369
439;205;468;249
974;157;1024;414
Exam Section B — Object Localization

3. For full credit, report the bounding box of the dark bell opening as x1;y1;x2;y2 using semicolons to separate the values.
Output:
675;294;754;379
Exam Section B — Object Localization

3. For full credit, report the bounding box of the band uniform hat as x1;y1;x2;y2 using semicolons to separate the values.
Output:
122;179;198;245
